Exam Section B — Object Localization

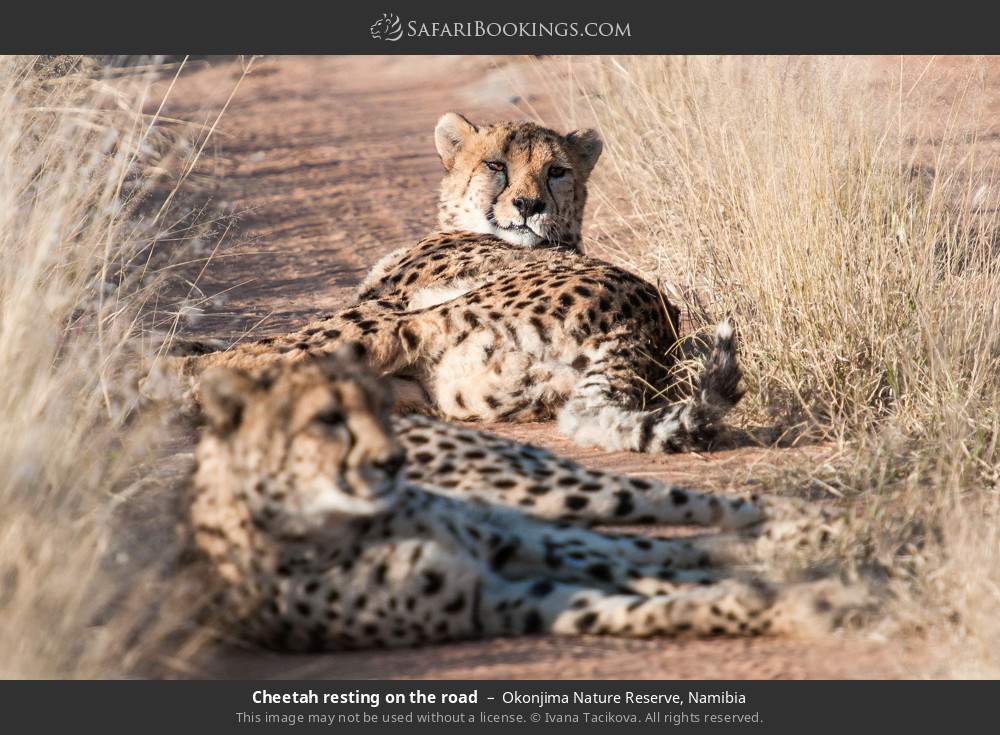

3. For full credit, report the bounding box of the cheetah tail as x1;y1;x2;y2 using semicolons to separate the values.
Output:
556;320;744;453
691;320;745;419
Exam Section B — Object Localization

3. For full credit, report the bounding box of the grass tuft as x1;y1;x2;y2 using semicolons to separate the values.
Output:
547;55;1000;675
0;55;237;678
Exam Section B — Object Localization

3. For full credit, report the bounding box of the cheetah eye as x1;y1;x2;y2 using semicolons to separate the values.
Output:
484;160;506;173
315;408;345;426
548;166;568;179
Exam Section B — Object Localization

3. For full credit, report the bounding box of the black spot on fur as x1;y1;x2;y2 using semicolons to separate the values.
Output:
529;316;550;344
670;488;689;505
637;414;658;453
564;495;589;510
523;610;544;634
529;580;555;598
421;571;444;595
444;594;466;614
614;491;635;517
491;543;518;571
400;326;419;350
587;563;612;582
575;611;598;632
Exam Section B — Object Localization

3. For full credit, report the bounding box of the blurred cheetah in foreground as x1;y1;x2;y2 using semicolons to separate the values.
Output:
192;350;866;651
169;114;743;454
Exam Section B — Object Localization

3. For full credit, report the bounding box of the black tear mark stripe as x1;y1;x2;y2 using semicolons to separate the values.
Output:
335;424;357;495
458;167;476;200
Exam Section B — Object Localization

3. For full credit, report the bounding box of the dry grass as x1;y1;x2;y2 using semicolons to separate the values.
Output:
543;55;1000;676
7;52;999;678
0;55;245;678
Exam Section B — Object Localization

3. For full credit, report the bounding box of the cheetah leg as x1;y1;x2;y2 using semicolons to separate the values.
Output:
477;577;777;638
477;575;873;639
430;486;840;580
393;414;763;529
472;515;723;594
557;322;744;453
434;498;762;586
524;506;846;574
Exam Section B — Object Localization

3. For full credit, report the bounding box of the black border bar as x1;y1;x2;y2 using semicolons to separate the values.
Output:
0;680;994;733
9;1;1000;54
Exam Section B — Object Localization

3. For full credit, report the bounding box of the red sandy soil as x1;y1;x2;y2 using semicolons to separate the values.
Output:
156;55;932;679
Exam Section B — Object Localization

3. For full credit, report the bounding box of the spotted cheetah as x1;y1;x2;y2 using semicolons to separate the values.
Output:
169;114;742;454
191;348;865;651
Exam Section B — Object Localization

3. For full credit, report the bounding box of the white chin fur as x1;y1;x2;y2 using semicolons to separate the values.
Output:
451;208;545;247
489;224;544;247
303;477;397;518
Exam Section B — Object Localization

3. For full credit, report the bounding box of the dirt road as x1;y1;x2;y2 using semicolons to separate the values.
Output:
160;56;914;679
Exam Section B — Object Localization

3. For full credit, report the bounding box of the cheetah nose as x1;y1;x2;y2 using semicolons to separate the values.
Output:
373;451;406;478
512;196;545;217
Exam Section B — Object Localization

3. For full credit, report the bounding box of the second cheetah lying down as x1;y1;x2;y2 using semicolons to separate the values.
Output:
162;116;743;454
191;347;869;651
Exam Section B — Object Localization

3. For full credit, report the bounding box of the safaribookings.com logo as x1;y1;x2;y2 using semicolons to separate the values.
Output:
370;14;630;42
370;13;404;41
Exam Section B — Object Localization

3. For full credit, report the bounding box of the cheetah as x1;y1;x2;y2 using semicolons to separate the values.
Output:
191;348;866;652
168;114;743;454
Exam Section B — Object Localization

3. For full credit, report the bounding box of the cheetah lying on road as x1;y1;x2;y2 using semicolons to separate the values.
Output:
192;350;863;652
171;114;742;454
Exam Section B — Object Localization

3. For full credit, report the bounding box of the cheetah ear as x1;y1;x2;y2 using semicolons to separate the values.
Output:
199;367;259;434
564;128;603;177
435;112;478;171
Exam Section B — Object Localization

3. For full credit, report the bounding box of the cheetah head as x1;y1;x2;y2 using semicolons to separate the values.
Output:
197;345;407;531
434;113;603;250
